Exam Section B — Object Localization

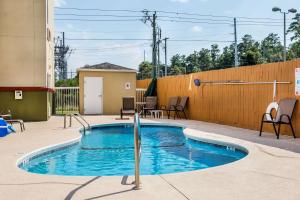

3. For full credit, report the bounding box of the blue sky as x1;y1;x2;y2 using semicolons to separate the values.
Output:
54;0;299;73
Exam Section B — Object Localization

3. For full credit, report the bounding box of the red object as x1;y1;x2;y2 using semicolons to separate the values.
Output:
0;87;55;93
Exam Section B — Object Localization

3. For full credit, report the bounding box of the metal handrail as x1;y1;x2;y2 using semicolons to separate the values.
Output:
64;113;91;134
133;112;142;190
73;113;91;129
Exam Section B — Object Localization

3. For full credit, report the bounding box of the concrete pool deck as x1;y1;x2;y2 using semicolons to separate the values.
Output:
0;115;300;200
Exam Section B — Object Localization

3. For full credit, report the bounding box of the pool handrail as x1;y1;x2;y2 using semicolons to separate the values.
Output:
133;112;142;190
64;113;91;134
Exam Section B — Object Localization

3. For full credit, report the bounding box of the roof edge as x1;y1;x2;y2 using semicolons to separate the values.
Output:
77;68;137;73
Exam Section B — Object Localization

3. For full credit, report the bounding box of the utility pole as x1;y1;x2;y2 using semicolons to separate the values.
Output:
143;50;146;62
163;37;169;76
152;12;157;78
143;10;158;78
157;28;162;78
234;18;238;67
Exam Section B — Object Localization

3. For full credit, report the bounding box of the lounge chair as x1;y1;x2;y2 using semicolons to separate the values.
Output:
259;98;297;139
6;119;25;132
142;96;157;118
0;110;25;132
120;97;136;119
175;96;189;119
161;96;179;119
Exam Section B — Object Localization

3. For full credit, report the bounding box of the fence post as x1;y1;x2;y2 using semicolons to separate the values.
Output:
64;114;67;128
69;114;72;127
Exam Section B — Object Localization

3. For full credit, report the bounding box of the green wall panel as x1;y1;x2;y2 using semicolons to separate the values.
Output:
0;91;51;121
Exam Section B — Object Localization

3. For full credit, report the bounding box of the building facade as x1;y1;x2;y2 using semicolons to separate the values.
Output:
0;0;55;121
78;63;137;115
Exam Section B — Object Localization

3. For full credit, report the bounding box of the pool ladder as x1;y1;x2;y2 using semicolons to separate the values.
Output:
64;113;91;134
133;112;142;190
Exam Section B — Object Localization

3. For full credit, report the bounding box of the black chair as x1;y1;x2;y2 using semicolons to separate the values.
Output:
259;98;297;139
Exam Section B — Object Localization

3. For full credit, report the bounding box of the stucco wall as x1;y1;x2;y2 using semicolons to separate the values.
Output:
79;71;136;115
0;0;54;88
0;91;50;121
0;0;54;121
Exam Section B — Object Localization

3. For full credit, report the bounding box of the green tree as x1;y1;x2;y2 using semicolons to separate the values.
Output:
186;51;201;73
210;44;220;69
137;61;153;80
218;45;234;68
260;33;283;62
198;48;212;71
238;34;262;66
169;54;187;75
55;76;79;87
288;13;300;41
287;40;300;59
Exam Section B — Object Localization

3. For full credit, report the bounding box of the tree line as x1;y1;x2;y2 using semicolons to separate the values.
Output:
138;13;300;79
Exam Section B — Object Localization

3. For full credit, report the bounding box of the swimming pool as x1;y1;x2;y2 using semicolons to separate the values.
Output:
19;124;247;176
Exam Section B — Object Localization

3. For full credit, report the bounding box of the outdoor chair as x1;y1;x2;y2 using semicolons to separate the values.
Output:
0;110;25;132
142;96;157;118
120;97;136;119
175;96;189;119
259;98;297;139
160;96;179;119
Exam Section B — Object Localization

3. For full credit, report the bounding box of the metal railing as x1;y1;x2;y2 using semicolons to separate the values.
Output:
54;87;79;115
133;112;142;190
64;113;90;134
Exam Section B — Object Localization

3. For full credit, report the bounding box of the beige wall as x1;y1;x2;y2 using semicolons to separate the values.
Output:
79;71;136;115
0;0;54;88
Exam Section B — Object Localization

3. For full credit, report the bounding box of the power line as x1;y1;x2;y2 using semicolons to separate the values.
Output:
55;7;141;13
55;13;143;17
64;37;233;43
65;38;152;41
55;18;141;22
55;13;289;24
158;19;232;25
55;7;293;21
169;39;233;42
73;43;150;51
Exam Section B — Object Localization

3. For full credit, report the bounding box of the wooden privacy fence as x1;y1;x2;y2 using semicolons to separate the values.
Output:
137;60;300;137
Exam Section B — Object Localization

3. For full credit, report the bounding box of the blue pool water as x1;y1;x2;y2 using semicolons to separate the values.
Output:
19;124;247;176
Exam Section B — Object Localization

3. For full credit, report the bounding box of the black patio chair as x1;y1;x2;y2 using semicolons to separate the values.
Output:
259;98;297;139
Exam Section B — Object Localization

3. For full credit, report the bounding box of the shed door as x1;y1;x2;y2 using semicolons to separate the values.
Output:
84;77;103;114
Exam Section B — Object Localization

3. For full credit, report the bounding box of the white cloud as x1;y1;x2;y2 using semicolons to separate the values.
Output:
54;0;66;7
170;0;190;3
190;25;203;33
